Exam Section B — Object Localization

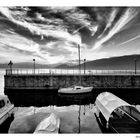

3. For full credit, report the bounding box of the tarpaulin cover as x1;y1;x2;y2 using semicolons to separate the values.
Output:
95;92;131;121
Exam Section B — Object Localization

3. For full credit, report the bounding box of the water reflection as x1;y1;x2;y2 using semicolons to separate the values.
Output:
9;105;101;133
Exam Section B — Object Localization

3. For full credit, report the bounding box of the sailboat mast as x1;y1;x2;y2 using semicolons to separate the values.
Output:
78;44;81;86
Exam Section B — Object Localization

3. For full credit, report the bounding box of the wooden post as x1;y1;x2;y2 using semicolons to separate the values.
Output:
78;105;81;133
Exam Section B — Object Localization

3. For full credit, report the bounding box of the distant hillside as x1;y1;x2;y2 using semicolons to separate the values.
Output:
1;54;140;70
55;64;70;69
56;54;140;70
80;54;140;70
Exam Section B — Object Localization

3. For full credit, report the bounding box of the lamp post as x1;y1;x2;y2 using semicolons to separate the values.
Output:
84;59;86;74
33;59;35;74
8;60;13;75
135;59;137;75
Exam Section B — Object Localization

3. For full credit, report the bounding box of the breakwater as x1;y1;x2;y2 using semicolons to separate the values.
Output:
4;74;140;106
5;74;140;88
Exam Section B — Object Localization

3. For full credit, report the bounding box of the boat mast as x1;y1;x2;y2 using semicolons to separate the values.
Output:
78;44;81;86
78;44;81;133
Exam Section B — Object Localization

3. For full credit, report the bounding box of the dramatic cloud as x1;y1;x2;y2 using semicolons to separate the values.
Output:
0;6;140;64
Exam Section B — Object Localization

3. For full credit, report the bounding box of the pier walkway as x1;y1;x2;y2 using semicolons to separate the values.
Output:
5;68;140;76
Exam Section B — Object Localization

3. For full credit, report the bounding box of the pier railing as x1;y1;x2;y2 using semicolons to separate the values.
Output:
5;68;140;76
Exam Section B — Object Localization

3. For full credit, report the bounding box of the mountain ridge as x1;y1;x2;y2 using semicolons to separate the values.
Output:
1;54;140;70
56;54;140;70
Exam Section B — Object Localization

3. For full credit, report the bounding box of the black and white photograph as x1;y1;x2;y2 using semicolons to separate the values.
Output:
0;2;140;137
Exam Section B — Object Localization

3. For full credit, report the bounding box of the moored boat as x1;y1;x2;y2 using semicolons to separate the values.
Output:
58;86;93;94
0;95;14;125
34;113;60;133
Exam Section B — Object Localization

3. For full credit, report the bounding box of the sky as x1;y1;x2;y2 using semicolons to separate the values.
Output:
0;7;140;64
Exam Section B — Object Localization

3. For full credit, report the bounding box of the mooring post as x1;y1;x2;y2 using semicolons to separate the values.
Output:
83;105;85;115
78;105;81;133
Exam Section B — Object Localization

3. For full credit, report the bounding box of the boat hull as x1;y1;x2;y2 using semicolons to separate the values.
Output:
58;87;93;94
0;95;14;126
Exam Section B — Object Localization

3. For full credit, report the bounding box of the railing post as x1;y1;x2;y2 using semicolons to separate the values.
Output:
5;69;7;75
135;59;137;75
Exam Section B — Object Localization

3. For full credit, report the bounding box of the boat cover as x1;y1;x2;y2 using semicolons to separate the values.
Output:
34;113;60;133
95;92;132;121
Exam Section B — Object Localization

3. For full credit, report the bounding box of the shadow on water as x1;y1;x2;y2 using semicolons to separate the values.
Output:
5;88;96;107
5;88;140;107
0;116;14;133
94;113;109;133
93;88;140;105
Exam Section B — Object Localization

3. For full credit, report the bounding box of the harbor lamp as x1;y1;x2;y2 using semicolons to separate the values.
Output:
84;59;86;74
134;59;137;75
8;60;13;75
33;59;35;74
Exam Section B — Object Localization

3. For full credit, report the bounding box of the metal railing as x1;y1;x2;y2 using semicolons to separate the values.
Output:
5;68;140;76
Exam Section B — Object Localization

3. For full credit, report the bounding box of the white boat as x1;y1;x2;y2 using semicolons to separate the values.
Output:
34;113;60;134
58;86;93;94
0;95;14;125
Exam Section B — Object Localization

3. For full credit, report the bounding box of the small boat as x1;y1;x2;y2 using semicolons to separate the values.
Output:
58;86;93;94
34;113;60;133
0;95;14;125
